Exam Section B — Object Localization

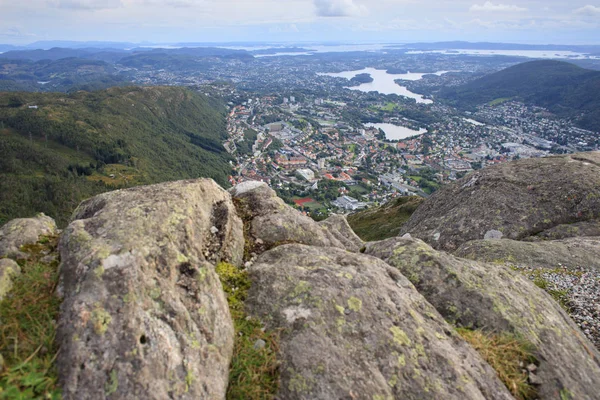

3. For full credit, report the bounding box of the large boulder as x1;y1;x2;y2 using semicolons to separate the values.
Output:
56;179;243;399
318;214;363;252
455;237;600;270
366;237;600;399
229;182;362;253
0;258;21;301
246;244;513;400
400;152;600;251
0;213;58;259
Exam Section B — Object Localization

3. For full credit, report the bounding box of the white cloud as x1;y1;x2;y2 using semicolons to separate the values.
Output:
573;5;600;16
470;1;527;12
314;0;366;17
48;0;123;10
0;28;37;38
269;24;300;33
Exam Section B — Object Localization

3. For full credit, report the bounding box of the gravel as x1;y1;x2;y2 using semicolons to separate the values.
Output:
513;264;600;350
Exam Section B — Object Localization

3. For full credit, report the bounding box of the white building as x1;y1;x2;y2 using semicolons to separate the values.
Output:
333;196;366;211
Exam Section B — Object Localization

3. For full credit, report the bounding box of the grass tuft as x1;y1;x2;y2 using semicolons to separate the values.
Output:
0;236;61;399
457;328;537;400
215;262;279;400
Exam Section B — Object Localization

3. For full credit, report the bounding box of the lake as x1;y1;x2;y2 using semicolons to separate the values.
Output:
463;118;484;126
318;68;448;104
365;123;426;140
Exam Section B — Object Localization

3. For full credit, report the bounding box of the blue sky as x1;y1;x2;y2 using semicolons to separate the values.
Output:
1;0;599;45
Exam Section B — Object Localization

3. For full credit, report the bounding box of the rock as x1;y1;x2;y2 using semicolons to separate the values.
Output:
0;213;58;259
0;258;21;301
230;181;362;253
400;152;600;251
56;179;242;399
455;237;600;270
484;230;503;240
246;244;513;400
528;373;543;386
365;237;600;400
526;219;600;241
253;339;266;350
318;214;364;252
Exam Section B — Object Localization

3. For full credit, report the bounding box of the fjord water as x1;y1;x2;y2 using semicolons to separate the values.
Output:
318;68;448;104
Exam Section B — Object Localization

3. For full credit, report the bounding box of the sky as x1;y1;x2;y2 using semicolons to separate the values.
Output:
1;0;599;45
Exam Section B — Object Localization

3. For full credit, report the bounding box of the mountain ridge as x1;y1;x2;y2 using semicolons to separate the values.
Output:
440;60;600;131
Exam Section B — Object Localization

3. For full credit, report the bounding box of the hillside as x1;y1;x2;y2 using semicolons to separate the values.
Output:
0;58;129;92
440;60;600;131
0;86;233;226
347;196;424;241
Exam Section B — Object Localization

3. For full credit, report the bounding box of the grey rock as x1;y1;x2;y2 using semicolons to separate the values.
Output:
318;214;364;252
456;236;600;270
246;244;513;400
400;152;600;251
0;258;21;301
484;230;503;240
0;213;57;259
528;373;543;386
366;237;600;400
253;339;266;350
526;219;600;241
56;179;242;400
230;181;362;253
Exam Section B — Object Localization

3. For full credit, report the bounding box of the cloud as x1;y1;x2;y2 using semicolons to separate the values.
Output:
48;0;123;10
314;0;366;17
0;28;37;38
573;5;600;16
470;1;527;12
269;24;300;33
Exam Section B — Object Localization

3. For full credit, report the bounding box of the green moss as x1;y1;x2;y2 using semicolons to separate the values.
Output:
347;296;362;312
215;262;279;399
105;369;119;396
185;370;194;393
94;265;105;279
0;236;62;399
390;326;411;346
92;306;112;335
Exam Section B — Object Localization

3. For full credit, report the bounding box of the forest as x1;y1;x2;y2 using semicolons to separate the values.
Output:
0;86;233;226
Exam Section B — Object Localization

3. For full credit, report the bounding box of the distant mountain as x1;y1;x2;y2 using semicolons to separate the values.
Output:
0;57;129;92
400;41;600;53
0;47;130;62
0;46;254;66
24;40;139;50
0;86;233;225
440;60;600;131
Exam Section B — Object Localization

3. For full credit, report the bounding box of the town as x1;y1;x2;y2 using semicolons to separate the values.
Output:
126;50;599;218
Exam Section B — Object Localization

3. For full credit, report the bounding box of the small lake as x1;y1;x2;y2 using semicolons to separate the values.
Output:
318;68;448;104
463;118;484;126
365;123;426;140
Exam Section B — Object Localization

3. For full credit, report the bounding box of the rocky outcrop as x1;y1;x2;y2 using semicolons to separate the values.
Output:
400;152;600;251
366;237;600;399
0;258;21;301
525;219;600;241
230;181;362;253
56;179;243;399
0;213;58;259
455;237;600;270
318;214;363;252
246;244;513;400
